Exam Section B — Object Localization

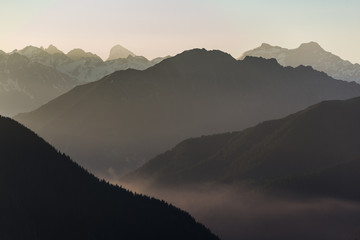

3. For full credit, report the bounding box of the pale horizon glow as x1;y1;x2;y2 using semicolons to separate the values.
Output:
1;0;359;63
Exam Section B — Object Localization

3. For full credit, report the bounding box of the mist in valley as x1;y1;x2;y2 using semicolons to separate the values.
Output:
121;181;360;240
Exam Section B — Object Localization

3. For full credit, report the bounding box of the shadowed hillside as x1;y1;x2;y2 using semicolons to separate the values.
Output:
123;97;360;240
125;97;360;201
0;116;218;240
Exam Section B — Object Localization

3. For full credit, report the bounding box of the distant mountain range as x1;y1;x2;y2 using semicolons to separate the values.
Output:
3;42;359;117
15;45;166;83
0;51;78;116
0;115;218;240
125;96;360;201
0;45;166;116
15;49;360;179
240;42;360;83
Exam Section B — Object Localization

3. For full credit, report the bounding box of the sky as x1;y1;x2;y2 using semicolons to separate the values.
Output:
1;0;359;62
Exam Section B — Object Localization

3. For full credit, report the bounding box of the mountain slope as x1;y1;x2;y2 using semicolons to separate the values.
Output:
240;42;360;83
0;52;78;116
0;115;218;240
15;49;360;178
268;158;360;201
125;97;360;201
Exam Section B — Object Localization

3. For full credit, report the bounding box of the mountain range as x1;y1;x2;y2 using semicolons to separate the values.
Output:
240;42;360;83
125;96;360;201
15;48;360;179
15;45;165;83
0;45;165;116
0;115;218;240
0;51;78;116
3;42;359;117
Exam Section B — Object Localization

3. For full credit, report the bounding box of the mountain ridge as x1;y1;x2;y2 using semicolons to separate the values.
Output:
0;52;78;116
14;48;360;179
240;42;360;83
124;96;360;202
10;45;165;83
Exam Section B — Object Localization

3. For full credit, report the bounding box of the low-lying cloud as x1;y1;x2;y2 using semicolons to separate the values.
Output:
121;181;360;240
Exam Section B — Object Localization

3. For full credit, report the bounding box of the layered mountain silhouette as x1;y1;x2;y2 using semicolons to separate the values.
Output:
0;115;218;240
0;45;165;115
15;45;164;83
125;97;360;201
0;51;78;116
240;42;360;83
15;49;360;179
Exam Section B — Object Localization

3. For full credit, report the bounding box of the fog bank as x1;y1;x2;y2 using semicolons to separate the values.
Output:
122;182;360;240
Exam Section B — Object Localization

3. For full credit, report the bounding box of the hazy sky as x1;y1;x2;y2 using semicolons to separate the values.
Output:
1;0;359;62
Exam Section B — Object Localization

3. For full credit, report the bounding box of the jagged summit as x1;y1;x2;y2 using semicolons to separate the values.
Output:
45;44;64;55
241;42;360;82
17;46;46;57
0;45;162;85
107;44;136;61
298;41;324;51
67;48;102;61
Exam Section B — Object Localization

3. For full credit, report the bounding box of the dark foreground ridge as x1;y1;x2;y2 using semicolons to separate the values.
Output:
0;116;218;240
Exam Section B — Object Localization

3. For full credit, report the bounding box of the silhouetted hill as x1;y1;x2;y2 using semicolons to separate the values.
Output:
15;49;360;179
0;116;218;240
125;97;360;201
241;42;360;83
